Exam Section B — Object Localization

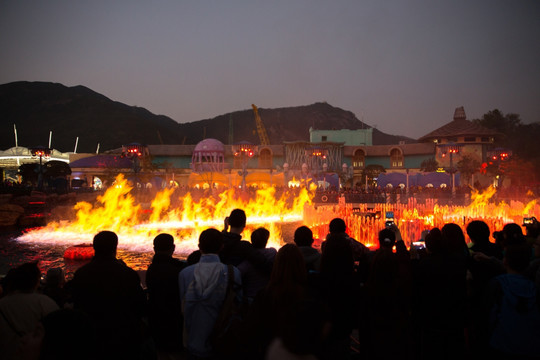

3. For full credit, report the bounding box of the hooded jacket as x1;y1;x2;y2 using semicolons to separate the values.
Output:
179;254;242;358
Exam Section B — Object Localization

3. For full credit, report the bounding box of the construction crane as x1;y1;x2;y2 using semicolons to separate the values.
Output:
252;104;270;146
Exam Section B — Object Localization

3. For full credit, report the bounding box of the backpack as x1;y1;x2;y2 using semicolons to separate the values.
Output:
489;274;540;356
209;264;247;356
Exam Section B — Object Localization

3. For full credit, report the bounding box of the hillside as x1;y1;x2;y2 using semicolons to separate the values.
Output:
0;81;412;153
0;82;183;153
178;102;412;145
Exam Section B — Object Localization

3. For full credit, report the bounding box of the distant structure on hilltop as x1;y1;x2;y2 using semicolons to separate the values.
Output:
309;128;373;146
0;85;507;191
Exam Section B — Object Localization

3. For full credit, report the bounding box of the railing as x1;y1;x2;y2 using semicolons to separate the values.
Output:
312;192;537;207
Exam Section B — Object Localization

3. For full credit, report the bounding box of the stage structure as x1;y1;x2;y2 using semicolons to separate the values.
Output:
190;138;227;188
284;141;344;176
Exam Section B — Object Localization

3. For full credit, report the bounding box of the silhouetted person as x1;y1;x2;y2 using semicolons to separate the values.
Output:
237;227;276;301
466;220;504;356
0;262;59;360
523;217;539;246
39;308;97;360
525;234;540;288
69;231;149;360
486;242;540;359
221;208;272;274
324;217;368;261
500;223;527;248
179;228;242;359
411;225;469;360
146;233;187;356
318;230;360;360
467;220;503;259
220;209;251;266
362;228;412;360
243;244;327;360
42;267;68;308
421;223;467;359
293;225;321;272
474;223;528;280
186;249;202;265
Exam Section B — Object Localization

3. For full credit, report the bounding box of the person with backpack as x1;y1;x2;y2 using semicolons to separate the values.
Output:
486;242;540;358
179;228;242;359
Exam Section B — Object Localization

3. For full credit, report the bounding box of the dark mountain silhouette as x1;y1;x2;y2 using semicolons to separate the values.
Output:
0;81;183;153
179;102;413;146
0;81;412;153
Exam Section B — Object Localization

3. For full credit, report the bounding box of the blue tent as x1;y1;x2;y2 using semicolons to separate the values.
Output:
416;172;459;187
314;173;340;189
377;172;407;187
377;172;460;188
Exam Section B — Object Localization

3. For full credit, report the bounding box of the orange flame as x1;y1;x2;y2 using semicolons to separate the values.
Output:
305;185;539;248
17;175;539;258
18;174;315;254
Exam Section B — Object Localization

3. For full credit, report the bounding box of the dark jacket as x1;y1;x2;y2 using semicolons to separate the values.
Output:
220;231;273;275
146;254;186;351
69;256;147;357
298;246;321;272
237;247;277;299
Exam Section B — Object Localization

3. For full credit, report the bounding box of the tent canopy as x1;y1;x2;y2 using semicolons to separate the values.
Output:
377;172;460;188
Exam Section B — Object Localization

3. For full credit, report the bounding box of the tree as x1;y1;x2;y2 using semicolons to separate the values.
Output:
456;155;481;186
420;157;439;172
44;160;72;178
499;155;537;187
18;163;39;185
473;109;522;143
362;164;385;188
473;109;540;182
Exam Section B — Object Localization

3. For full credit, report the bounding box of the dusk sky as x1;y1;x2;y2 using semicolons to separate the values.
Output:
1;0;539;139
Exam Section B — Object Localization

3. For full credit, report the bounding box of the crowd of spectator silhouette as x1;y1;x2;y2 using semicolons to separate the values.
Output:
1;210;539;360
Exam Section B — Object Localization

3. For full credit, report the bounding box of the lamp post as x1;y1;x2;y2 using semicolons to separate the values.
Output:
406;168;410;197
233;142;256;190
122;143;147;188
486;148;512;187
341;163;348;189
30;146;52;191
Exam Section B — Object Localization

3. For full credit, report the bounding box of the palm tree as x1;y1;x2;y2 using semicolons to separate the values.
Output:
420;157;439;172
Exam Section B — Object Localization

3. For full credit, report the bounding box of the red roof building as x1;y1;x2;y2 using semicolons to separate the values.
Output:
418;106;502;143
418;107;502;172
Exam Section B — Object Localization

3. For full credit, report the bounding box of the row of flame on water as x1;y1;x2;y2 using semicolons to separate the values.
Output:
17;174;539;255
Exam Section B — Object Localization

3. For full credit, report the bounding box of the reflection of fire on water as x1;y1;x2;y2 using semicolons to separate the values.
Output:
17;174;539;254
